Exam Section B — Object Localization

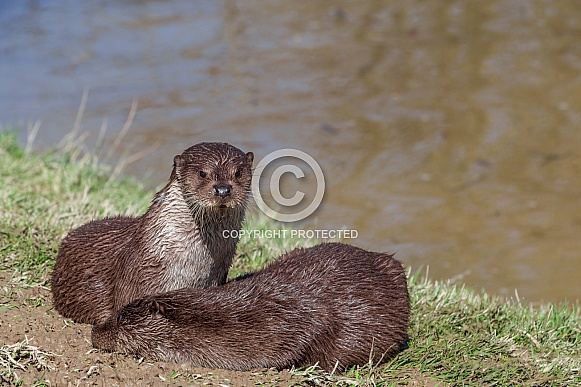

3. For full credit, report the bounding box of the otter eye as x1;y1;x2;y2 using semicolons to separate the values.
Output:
116;314;122;324
198;170;207;178
234;169;241;178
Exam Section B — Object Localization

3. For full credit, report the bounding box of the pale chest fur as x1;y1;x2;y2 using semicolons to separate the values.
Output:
139;182;240;290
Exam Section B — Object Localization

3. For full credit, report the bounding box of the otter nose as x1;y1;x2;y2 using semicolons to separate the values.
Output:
213;184;232;198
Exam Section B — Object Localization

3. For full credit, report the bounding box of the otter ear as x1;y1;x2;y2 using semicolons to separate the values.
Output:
173;155;183;168
245;152;254;165
149;300;167;317
171;155;182;180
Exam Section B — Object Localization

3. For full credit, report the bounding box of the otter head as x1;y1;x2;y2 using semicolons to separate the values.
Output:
172;142;254;213
91;296;189;361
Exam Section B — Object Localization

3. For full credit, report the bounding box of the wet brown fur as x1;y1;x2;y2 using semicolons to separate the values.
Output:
91;243;410;372
51;142;254;324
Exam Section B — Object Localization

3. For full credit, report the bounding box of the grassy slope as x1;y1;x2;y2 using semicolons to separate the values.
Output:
0;131;579;386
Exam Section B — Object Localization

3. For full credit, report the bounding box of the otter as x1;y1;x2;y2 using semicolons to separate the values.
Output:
51;142;254;325
91;243;410;372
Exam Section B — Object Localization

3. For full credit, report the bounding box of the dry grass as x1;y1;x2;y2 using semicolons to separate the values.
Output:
0;337;58;384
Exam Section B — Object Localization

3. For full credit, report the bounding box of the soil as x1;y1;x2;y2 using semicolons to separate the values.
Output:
0;272;296;387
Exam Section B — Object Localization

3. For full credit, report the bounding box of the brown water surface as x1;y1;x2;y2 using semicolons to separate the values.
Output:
2;0;581;303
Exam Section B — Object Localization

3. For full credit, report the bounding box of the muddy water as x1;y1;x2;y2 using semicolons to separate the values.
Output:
2;1;581;303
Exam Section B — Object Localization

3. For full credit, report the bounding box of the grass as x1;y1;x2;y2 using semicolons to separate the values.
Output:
0;131;150;285
386;271;581;386
0;129;580;386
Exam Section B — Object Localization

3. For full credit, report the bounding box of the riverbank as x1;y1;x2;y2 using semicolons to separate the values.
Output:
0;131;579;386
